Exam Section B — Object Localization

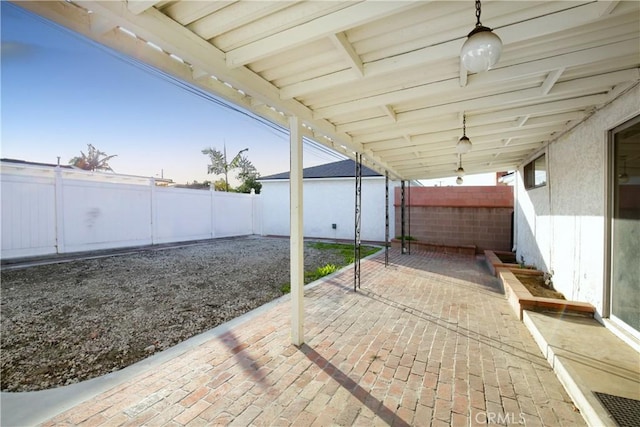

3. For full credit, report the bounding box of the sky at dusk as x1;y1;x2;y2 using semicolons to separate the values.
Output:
0;2;346;186
1;2;495;187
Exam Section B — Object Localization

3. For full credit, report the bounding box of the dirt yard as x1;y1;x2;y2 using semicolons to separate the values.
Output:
1;237;366;392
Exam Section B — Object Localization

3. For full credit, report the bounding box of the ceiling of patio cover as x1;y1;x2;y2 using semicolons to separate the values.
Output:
17;0;640;180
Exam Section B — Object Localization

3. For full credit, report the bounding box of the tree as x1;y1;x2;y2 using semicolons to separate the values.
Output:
202;146;248;192
178;180;212;190
236;156;259;182
213;179;230;192
236;176;262;194
202;145;261;193
69;144;117;171
235;156;262;194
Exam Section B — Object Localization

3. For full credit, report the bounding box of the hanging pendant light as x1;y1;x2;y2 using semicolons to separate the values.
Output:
456;154;465;185
461;0;502;73
456;155;466;177
456;113;472;154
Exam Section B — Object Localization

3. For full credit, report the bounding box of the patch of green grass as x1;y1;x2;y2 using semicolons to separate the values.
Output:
282;263;340;294
279;243;382;294
305;263;338;283
308;242;380;264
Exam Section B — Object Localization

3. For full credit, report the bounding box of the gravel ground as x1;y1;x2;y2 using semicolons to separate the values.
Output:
1;237;359;392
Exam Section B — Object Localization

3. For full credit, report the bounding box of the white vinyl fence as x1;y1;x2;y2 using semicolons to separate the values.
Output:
1;163;261;259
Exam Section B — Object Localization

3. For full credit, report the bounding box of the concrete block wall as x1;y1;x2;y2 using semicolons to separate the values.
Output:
395;186;514;252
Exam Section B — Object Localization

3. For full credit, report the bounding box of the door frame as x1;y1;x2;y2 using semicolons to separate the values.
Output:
604;113;640;345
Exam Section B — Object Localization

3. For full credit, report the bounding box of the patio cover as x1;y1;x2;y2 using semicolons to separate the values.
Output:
14;0;640;180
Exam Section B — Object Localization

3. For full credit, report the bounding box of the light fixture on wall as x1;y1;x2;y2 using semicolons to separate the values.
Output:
460;0;503;73
619;156;629;183
457;113;472;154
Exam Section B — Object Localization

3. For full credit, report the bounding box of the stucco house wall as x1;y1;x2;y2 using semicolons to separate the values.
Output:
260;177;396;243
515;84;639;314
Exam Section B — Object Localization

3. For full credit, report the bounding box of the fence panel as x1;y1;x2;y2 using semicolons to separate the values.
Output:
61;179;152;252
0;163;261;259
214;192;255;237
154;187;213;244
1;173;57;258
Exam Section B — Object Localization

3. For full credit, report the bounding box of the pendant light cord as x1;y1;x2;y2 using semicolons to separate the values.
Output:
475;0;482;27
463;113;467;137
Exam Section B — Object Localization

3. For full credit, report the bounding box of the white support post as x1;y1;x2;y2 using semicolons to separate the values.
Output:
289;115;304;346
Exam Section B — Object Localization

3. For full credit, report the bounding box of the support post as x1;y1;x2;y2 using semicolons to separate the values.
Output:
289;116;304;346
354;154;362;291
385;171;389;266
401;180;407;254
407;180;411;255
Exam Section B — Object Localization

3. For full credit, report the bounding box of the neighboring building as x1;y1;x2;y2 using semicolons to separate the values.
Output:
0;158;175;185
513;85;639;347
0;158;74;170
259;159;400;242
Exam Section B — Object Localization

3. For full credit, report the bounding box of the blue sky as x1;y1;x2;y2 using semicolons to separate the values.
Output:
0;2;345;185
1;2;496;187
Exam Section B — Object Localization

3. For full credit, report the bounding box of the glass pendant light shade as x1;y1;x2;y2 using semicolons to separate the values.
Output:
461;26;502;73
456;135;472;154
460;1;502;73
456;166;466;177
456;176;464;185
457;113;472;154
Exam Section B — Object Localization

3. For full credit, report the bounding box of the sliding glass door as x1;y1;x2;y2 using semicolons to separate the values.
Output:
610;115;640;336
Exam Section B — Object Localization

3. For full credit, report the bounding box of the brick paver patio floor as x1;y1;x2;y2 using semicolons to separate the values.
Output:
42;249;585;426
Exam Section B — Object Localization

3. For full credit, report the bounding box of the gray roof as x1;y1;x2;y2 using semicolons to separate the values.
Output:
260;159;382;180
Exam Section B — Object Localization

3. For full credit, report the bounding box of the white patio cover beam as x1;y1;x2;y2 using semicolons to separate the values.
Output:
162;2;235;27
338;93;608;134
314;40;639;119
126;0;161;15
330;32;363;77
225;1;417;68
280;1;625;100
